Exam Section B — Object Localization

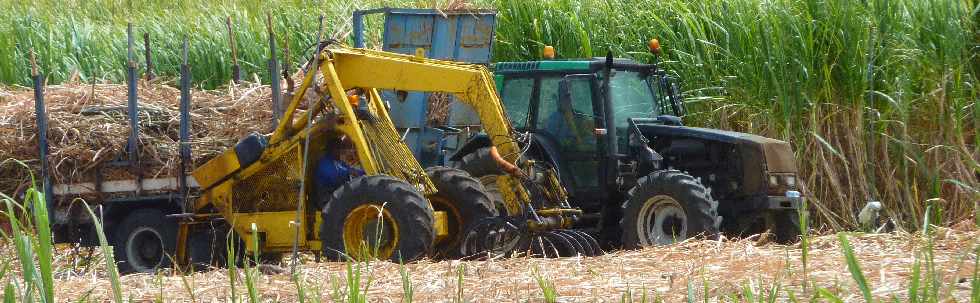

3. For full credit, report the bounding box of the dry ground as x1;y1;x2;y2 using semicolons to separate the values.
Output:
49;223;979;302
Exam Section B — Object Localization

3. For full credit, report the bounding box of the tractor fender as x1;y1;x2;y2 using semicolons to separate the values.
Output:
450;133;563;174
449;134;492;162
524;134;562;171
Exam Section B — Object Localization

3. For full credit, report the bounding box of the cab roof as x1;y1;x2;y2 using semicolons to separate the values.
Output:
493;58;654;74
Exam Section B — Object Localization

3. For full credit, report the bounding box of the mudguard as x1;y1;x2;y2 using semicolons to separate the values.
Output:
450;133;564;174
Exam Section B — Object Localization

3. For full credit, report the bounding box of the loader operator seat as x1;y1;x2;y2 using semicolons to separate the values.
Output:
235;132;268;168
313;137;364;208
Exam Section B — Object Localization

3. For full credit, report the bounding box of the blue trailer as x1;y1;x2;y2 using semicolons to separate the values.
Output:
352;8;497;167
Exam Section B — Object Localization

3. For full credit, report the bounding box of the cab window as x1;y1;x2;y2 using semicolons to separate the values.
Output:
499;77;534;129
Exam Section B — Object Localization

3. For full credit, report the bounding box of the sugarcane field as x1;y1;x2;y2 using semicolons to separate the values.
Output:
0;0;977;301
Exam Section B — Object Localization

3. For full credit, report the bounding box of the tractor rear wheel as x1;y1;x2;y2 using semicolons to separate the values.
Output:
113;209;177;273
320;175;434;262
620;170;720;249
452;147;502;177
425;167;497;259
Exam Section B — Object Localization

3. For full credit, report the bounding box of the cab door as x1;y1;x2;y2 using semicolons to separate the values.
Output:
533;74;603;202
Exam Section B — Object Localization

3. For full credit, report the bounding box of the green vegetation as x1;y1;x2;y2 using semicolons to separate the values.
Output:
0;0;415;88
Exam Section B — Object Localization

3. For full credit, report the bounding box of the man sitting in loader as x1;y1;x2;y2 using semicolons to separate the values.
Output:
314;136;364;206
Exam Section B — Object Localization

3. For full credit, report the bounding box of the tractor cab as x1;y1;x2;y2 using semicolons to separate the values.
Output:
492;55;683;209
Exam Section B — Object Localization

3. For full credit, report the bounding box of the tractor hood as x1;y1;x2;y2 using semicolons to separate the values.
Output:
635;124;798;173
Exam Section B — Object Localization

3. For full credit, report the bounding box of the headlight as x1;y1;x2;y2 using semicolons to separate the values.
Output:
767;173;799;195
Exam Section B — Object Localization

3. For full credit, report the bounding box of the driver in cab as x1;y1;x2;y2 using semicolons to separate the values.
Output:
543;95;595;149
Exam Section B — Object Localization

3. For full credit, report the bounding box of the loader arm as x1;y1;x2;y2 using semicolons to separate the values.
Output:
322;47;533;215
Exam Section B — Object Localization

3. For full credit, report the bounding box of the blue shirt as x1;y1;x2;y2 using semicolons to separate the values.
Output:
314;154;364;189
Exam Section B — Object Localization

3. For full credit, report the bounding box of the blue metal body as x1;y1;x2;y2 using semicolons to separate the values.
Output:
353;8;497;167
178;38;192;211
267;19;282;127
32;69;53;221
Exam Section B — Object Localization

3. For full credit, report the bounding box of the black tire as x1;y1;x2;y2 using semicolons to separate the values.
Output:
620;170;720;249
187;226;282;270
453;147;552;215
451;147;503;177
478;175;507;214
186;224;228;269
765;210;802;244
452;147;509;212
425;167;498;259
113;208;177;273
320;175;434;262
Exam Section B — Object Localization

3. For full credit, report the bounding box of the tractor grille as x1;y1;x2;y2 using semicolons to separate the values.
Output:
359;113;436;195
231;147;302;213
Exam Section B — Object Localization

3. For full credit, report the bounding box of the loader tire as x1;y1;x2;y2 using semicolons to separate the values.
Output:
320;175;434;262
620;170;720;249
186;225;228;269
113;208;177;273
425;167;498;259
452;147;519;215
187;227;281;270
478;175;507;214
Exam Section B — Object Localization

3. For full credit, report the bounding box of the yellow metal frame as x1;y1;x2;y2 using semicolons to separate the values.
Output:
185;45;568;259
325;47;554;215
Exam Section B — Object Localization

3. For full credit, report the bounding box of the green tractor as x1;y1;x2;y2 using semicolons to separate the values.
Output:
451;43;803;247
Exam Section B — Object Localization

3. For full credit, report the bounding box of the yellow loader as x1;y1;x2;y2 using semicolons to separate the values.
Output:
177;43;596;264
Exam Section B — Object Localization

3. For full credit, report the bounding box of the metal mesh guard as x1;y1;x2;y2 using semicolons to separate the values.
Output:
231;147;301;213
360;115;436;195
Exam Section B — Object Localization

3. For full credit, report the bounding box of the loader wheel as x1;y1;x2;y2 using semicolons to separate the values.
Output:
113;209;177;273
320;175;434;262
187;226;224;269
425;167;497;259
620;170;720;249
764;210;802;244
454;147;540;215
478;175;507;214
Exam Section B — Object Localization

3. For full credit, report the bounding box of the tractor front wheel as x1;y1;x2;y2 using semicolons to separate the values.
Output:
765;210;802;244
620;170;720;248
320;175;434;262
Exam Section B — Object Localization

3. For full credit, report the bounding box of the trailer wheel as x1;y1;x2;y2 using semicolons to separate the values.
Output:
425;167;497;259
113;209;177;273
620;170;720;249
320;175;434;262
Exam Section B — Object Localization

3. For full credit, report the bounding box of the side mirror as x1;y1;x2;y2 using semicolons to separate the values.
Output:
669;80;685;116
